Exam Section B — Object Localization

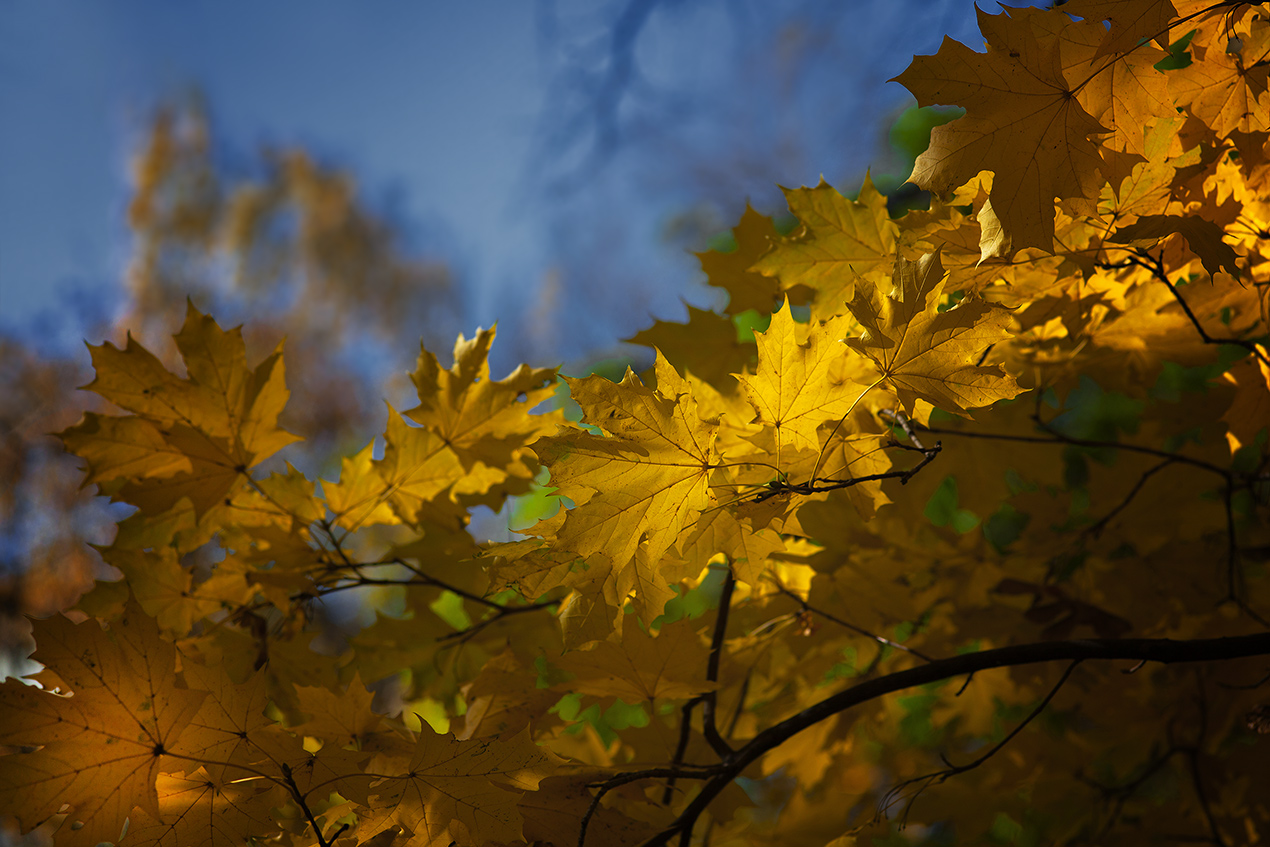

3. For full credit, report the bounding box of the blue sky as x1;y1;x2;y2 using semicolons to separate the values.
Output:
0;1;986;362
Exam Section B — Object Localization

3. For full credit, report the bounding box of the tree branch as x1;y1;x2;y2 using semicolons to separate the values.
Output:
637;632;1270;847
773;583;938;663
879;659;1081;824
701;566;736;758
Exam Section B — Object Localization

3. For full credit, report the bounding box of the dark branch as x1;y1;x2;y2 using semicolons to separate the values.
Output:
638;632;1270;847
754;409;941;503
701;567;736;758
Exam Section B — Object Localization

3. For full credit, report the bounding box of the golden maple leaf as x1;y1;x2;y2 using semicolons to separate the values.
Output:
553;618;717;702
754;175;898;315
1220;345;1270;453
893;6;1109;251
737;299;875;461
626;303;757;392
1170;15;1270;138
697;202;782;316
1109;214;1241;279
531;352;718;570
121;766;282;847
1060;0;1177;59
0;605;207;847
368;726;557;845
61;303;301;519
845;251;1021;423
407;326;560;495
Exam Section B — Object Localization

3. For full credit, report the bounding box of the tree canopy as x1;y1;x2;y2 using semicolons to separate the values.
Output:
5;1;1270;845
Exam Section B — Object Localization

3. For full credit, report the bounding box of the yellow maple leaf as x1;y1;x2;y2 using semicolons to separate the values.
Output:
845;251;1022;423
1170;15;1270;138
1060;0;1177;59
292;673;383;747
737;299;876;461
322;440;401;530
626;303;757;392
1220;346;1270;453
672;504;786;586
1110;214;1241;279
121;766;282;847
406;326;560;495
322;407;465;531
57;414;192;486
369;726;557;845
172;662;278;770
63;304;301;519
755;175;898;315
553;618;717;702
375;406;465;525
893;6;1109;251
532;351;718;569
0;605;207;847
697;202;782;315
97;546;221;635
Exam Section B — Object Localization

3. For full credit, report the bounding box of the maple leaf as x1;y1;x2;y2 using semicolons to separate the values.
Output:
457;648;563;741
121;766;282;847
626;303;757;392
531;351;718;569
293;673;384;748
63;304;300;519
737;299;876;460
376;406;465;524
553;618;717;702
368;726;558;845
1220;345;1270;452
171;662;277;769
322;407;465;531
1061;0;1178;59
698;203;782;315
893;6;1109;250
1109;214;1241;279
407;326;560;495
1032;7;1172;159
754;175;898;314
672;504;787;586
1170;16;1270;138
0;605;207;846
322;440;402;529
845;251;1022;423
57;414;192;486
97;546;221;635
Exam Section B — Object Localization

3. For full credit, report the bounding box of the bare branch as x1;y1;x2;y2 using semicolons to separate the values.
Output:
701;566;737;758
878;660;1081;824
637;632;1270;847
773;583;939;663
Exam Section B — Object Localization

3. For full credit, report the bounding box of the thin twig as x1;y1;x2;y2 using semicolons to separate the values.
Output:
774;584;938;663
878;660;1081;824
1084;459;1174;539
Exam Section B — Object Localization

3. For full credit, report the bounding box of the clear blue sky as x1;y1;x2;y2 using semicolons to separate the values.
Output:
0;1;986;359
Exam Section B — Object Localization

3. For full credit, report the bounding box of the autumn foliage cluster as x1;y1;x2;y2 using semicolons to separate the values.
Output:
8;1;1270;845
